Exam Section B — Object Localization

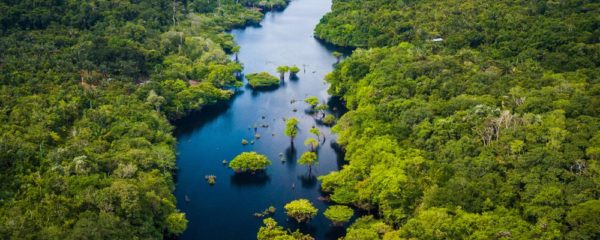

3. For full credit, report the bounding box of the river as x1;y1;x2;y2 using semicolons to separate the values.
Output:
173;0;346;239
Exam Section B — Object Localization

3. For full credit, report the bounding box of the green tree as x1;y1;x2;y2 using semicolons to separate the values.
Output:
284;117;299;145
257;218;314;240
304;96;319;108
324;205;354;226
228;152;272;173
284;199;318;223
314;104;328;118
309;126;321;142
304;138;319;151
276;65;289;80
322;114;336;125
289;65;300;78
146;90;165;113
166;212;188;235
298;151;318;174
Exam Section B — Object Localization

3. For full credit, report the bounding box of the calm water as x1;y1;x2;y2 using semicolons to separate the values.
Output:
173;0;349;239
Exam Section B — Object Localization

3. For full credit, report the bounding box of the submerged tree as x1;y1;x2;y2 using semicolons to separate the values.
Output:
324;205;354;226
304;96;319;108
284;199;318;223
284;117;299;145
276;65;289;80
304;138;319;151
309;126;321;142
232;45;240;62
229;152;271;173
322;114;336;126
298;151;318;174
315;104;328;118
289;65;300;78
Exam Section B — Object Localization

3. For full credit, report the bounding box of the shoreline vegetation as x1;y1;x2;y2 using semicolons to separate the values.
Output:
310;0;600;239
0;0;290;238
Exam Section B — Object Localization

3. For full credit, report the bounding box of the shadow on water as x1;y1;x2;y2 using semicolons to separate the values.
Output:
315;37;355;56
173;101;233;138
298;174;317;188
324;226;347;239
285;145;298;167
230;171;271;188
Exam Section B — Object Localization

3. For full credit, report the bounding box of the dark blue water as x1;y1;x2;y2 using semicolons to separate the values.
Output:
174;0;348;239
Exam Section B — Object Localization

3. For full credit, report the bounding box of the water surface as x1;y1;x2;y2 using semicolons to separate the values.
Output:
174;0;346;239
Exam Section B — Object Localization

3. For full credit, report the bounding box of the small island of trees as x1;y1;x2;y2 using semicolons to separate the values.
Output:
228;152;272;173
246;72;281;88
284;199;318;223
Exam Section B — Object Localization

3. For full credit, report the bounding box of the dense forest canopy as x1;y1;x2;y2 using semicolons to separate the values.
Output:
315;0;600;239
0;0;287;238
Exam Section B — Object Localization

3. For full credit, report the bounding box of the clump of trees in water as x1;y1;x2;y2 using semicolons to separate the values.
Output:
228;152;272;173
246;72;280;88
284;199;318;223
284;117;299;145
298;151;318;175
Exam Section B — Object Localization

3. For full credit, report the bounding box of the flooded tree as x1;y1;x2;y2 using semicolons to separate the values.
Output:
284;199;318;223
289;65;300;78
284;117;299;145
298;151;318;174
304;96;319;108
304;138;319;152
309;126;321;142
229;152;272;173
276;65;289;80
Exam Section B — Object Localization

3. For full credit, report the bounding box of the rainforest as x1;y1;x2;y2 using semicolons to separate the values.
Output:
0;0;599;239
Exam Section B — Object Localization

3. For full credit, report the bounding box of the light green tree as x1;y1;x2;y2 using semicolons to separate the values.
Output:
298;151;318;174
276;65;289;80
284;117;299;145
228;152;271;173
309;126;321;142
146;90;165;113
289;65;300;78
284;199;318;223
304;96;319;108
304;138;319;151
324;205;354;226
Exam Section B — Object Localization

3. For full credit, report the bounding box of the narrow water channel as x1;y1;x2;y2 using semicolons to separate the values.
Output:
173;0;347;239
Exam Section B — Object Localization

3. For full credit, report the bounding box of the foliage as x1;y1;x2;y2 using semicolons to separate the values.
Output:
0;0;287;238
304;96;320;108
324;205;354;226
322;114;336;125
284;199;318;223
246;72;281;88
289;65;300;77
229;152;272;173
317;0;600;238
299;151;318;173
304;138;319;151
257;218;314;240
284;117;299;142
